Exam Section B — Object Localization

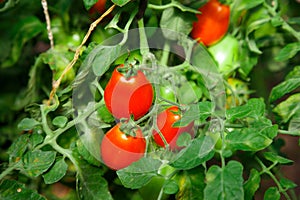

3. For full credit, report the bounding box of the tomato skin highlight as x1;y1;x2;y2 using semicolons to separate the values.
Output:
191;0;230;46
100;123;146;170
153;106;194;150
104;65;154;120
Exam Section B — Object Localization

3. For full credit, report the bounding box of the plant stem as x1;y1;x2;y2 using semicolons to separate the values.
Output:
255;156;292;200
160;42;170;66
138;18;150;56
0;162;21;181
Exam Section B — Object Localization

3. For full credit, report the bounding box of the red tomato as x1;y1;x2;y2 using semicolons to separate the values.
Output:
153;106;194;150
89;0;106;15
100;123;146;170
104;65;154;120
191;0;230;46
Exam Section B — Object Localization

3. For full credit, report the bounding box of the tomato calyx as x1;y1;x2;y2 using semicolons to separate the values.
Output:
116;61;139;80
119;118;141;138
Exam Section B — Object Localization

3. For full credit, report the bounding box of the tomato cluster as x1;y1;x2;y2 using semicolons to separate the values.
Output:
101;64;196;170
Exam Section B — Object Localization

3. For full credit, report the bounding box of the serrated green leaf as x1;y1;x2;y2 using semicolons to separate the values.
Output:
275;42;300;62
264;187;280;200
111;0;131;6
204;161;244;200
97;104;115;123
226;98;265;120
175;167;205;200
263;152;293;164
163;179;179;194
43;157;68;184
226;126;274;151
160;7;195;40
18;118;40;131
273;93;300;123
170;136;214;170
22;150;56;177
244;169;261;200
117;157;162;189
52;116;68;128
0;179;46;200
269;78;300;103
8;134;30;164
92;45;121;76
77;162;113;200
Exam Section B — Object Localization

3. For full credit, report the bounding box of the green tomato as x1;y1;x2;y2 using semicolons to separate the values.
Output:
208;34;239;76
160;85;176;102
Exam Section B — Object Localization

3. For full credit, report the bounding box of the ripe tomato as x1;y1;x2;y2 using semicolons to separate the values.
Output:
191;0;230;46
153;106;194;150
104;65;154;120
208;34;239;75
89;0;106;15
100;123;146;170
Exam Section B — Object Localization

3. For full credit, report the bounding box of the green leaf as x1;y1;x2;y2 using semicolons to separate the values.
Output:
204;161;244;200
22;150;56;177
279;178;297;190
234;0;264;11
288;114;300;136
163;179;179;195
76;139;101;167
263;152;293;165
77;162;113;200
52;116;68;128
226;127;274;151
160;7;195;40
170;136;215;170
2;16;44;68
269;78;300;103
83;0;98;10
0;179;46;200
275;42;300;62
97;104;115;123
42;157;68;184
264;187;280;200
117;157;162;189
285;66;300;80
7;134;30;164
175;167;205;200
18;118;40;131
111;0;131;7
244;169;261;200
226;98;265;121
29;133;44;148
239;46;258;78
175;102;212;127
176;132;192;147
92;45;121;76
273;93;300;123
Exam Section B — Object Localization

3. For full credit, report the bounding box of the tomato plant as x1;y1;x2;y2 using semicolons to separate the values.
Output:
104;64;154;120
153;106;194;150
100;123;146;170
191;0;230;46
